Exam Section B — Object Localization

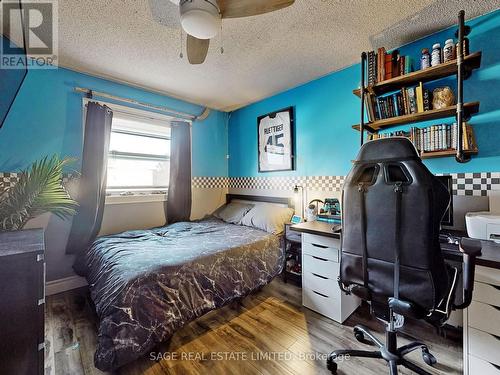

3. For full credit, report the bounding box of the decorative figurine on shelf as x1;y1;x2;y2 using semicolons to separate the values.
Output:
432;86;455;109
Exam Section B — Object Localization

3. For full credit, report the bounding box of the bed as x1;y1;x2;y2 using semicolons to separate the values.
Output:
76;194;291;371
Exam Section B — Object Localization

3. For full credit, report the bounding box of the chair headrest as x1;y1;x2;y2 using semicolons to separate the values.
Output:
355;138;420;163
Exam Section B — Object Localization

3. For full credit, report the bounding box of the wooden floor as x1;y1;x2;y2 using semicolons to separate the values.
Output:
45;279;462;375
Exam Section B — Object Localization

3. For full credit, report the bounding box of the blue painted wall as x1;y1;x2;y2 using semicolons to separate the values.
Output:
229;9;500;177
0;67;228;177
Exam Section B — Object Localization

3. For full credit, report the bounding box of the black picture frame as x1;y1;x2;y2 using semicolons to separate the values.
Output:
257;106;295;173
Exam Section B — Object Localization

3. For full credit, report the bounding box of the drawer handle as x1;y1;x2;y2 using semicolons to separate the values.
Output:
312;290;328;298
312;256;328;262
491;284;500;291
312;243;328;249
312;273;329;280
492;363;500;371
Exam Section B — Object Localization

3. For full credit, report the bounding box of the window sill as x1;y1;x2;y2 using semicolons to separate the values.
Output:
105;194;167;205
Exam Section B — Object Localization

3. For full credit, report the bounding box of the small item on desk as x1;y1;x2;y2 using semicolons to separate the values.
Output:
306;199;322;222
318;198;341;223
332;224;342;234
290;215;302;224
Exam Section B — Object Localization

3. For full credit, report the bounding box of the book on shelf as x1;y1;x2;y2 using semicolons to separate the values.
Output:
366;48;414;85
416;82;424;113
368;123;477;155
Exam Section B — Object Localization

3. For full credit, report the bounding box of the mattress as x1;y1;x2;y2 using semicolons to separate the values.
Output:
77;217;284;371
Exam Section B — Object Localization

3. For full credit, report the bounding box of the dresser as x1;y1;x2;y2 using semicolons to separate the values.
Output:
0;229;45;375
291;221;360;323
463;264;500;374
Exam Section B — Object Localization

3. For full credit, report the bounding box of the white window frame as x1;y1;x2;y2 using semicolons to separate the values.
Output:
82;98;190;204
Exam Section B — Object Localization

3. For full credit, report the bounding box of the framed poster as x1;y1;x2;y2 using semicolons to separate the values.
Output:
257;107;294;172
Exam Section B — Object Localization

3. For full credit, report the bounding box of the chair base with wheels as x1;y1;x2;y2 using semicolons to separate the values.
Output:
327;321;436;375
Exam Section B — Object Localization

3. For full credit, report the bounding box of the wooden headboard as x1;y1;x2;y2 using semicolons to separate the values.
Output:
226;194;293;208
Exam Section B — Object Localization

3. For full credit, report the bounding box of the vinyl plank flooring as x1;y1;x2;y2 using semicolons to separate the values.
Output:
46;279;462;375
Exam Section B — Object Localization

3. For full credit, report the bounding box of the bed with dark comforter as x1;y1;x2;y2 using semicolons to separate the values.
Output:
77;217;284;371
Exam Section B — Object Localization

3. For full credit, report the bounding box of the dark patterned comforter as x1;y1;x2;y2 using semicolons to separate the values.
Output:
79;217;284;371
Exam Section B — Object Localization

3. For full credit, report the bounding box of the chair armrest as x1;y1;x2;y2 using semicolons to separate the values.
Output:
454;238;482;310
459;237;482;256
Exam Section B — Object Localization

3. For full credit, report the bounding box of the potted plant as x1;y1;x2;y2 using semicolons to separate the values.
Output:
0;156;78;231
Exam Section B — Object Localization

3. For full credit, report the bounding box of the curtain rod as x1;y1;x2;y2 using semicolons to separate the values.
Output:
74;87;211;121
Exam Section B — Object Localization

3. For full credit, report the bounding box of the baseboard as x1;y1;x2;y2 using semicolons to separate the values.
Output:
46;275;88;296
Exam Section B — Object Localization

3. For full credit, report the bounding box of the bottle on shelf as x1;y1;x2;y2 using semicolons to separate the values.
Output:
443;39;456;62
421;48;431;69
431;43;442;67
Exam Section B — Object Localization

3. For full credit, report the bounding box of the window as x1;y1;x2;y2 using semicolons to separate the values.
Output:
106;111;171;194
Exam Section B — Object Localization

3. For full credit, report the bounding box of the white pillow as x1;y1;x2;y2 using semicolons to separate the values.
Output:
240;205;294;234
213;202;254;224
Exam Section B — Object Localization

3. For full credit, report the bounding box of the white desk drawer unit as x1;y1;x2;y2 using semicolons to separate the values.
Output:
302;233;360;323
464;265;500;375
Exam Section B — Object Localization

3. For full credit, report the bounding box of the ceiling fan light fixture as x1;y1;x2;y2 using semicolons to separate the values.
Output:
180;0;221;40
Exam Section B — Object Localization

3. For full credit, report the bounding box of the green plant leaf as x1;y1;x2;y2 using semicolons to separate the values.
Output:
0;155;79;231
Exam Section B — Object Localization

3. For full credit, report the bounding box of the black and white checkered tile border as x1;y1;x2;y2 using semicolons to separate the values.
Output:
0;172;76;194
228;176;344;192
0;172;20;190
229;176;308;191
2;172;499;196
438;172;500;197
192;176;229;189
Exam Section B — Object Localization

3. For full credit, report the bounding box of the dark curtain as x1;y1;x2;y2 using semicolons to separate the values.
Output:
66;102;113;255
166;121;192;223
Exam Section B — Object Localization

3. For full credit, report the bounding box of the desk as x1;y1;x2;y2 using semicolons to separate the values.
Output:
292;221;500;269
292;221;500;374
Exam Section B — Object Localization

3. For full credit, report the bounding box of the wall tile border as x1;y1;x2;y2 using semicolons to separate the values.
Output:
2;173;499;196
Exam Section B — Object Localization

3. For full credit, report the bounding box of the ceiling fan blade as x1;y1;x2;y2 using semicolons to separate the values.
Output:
187;35;210;64
219;0;294;19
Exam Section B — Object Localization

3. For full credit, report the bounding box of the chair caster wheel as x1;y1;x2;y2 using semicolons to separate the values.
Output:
354;330;365;343
327;357;338;374
422;348;437;366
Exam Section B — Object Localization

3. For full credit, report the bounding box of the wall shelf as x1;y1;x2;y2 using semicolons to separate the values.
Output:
353;52;481;98
352;101;480;132
420;149;478;159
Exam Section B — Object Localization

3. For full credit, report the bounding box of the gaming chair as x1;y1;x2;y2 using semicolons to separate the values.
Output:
327;138;482;375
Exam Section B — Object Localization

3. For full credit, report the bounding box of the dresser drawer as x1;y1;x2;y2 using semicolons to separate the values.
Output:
469;354;500;375
469;301;500;337
476;266;500;288
303;271;339;298
303;287;337;319
473;281;500;308
303;233;340;249
302;242;339;262
469;327;500;367
303;254;339;279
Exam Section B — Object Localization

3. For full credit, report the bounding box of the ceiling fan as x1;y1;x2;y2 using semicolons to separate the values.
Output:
151;0;295;64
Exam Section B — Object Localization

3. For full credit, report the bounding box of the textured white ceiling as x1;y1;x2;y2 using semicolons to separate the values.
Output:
10;0;500;110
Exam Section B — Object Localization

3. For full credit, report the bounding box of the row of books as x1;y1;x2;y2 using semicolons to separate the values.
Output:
366;82;434;122
369;123;477;153
367;48;413;85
